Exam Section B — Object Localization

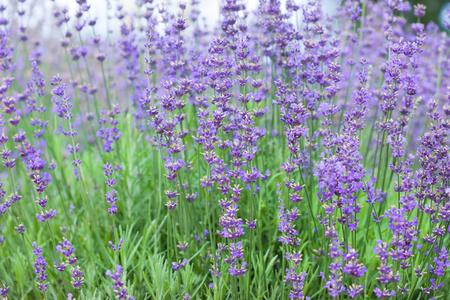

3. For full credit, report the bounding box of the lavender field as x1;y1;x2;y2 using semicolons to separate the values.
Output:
1;0;450;299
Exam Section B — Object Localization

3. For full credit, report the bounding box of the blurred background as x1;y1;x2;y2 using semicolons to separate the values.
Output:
4;0;450;40
403;0;450;28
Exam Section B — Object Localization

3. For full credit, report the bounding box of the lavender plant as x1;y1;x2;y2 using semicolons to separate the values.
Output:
0;0;449;299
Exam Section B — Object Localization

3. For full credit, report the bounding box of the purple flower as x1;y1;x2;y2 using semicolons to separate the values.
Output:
209;263;222;278
165;200;178;210
185;191;198;202
285;268;307;299
229;261;247;276
413;4;426;17
177;241;188;251
70;266;84;289
342;248;367;278
173;18;188;31
36;195;48;208
373;287;395;299
104;162;119;215
14;224;25;234
109;238;124;251
97;106;122;153
226;241;247;276
105;265;135;299
246;219;257;229
345;284;363;298
35;209;57;222
0;285;9;298
32;242;49;292
104;162;114;177
172;258;188;271
429;247;450;277
51;83;73;120
54;260;66;272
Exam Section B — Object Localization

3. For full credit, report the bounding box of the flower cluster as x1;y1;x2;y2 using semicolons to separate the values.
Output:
97;105;122;152
1;0;450;299
35;209;57;222
104;162;119;215
105;265;135;300
55;237;84;288
32;242;49;292
0;285;9;299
